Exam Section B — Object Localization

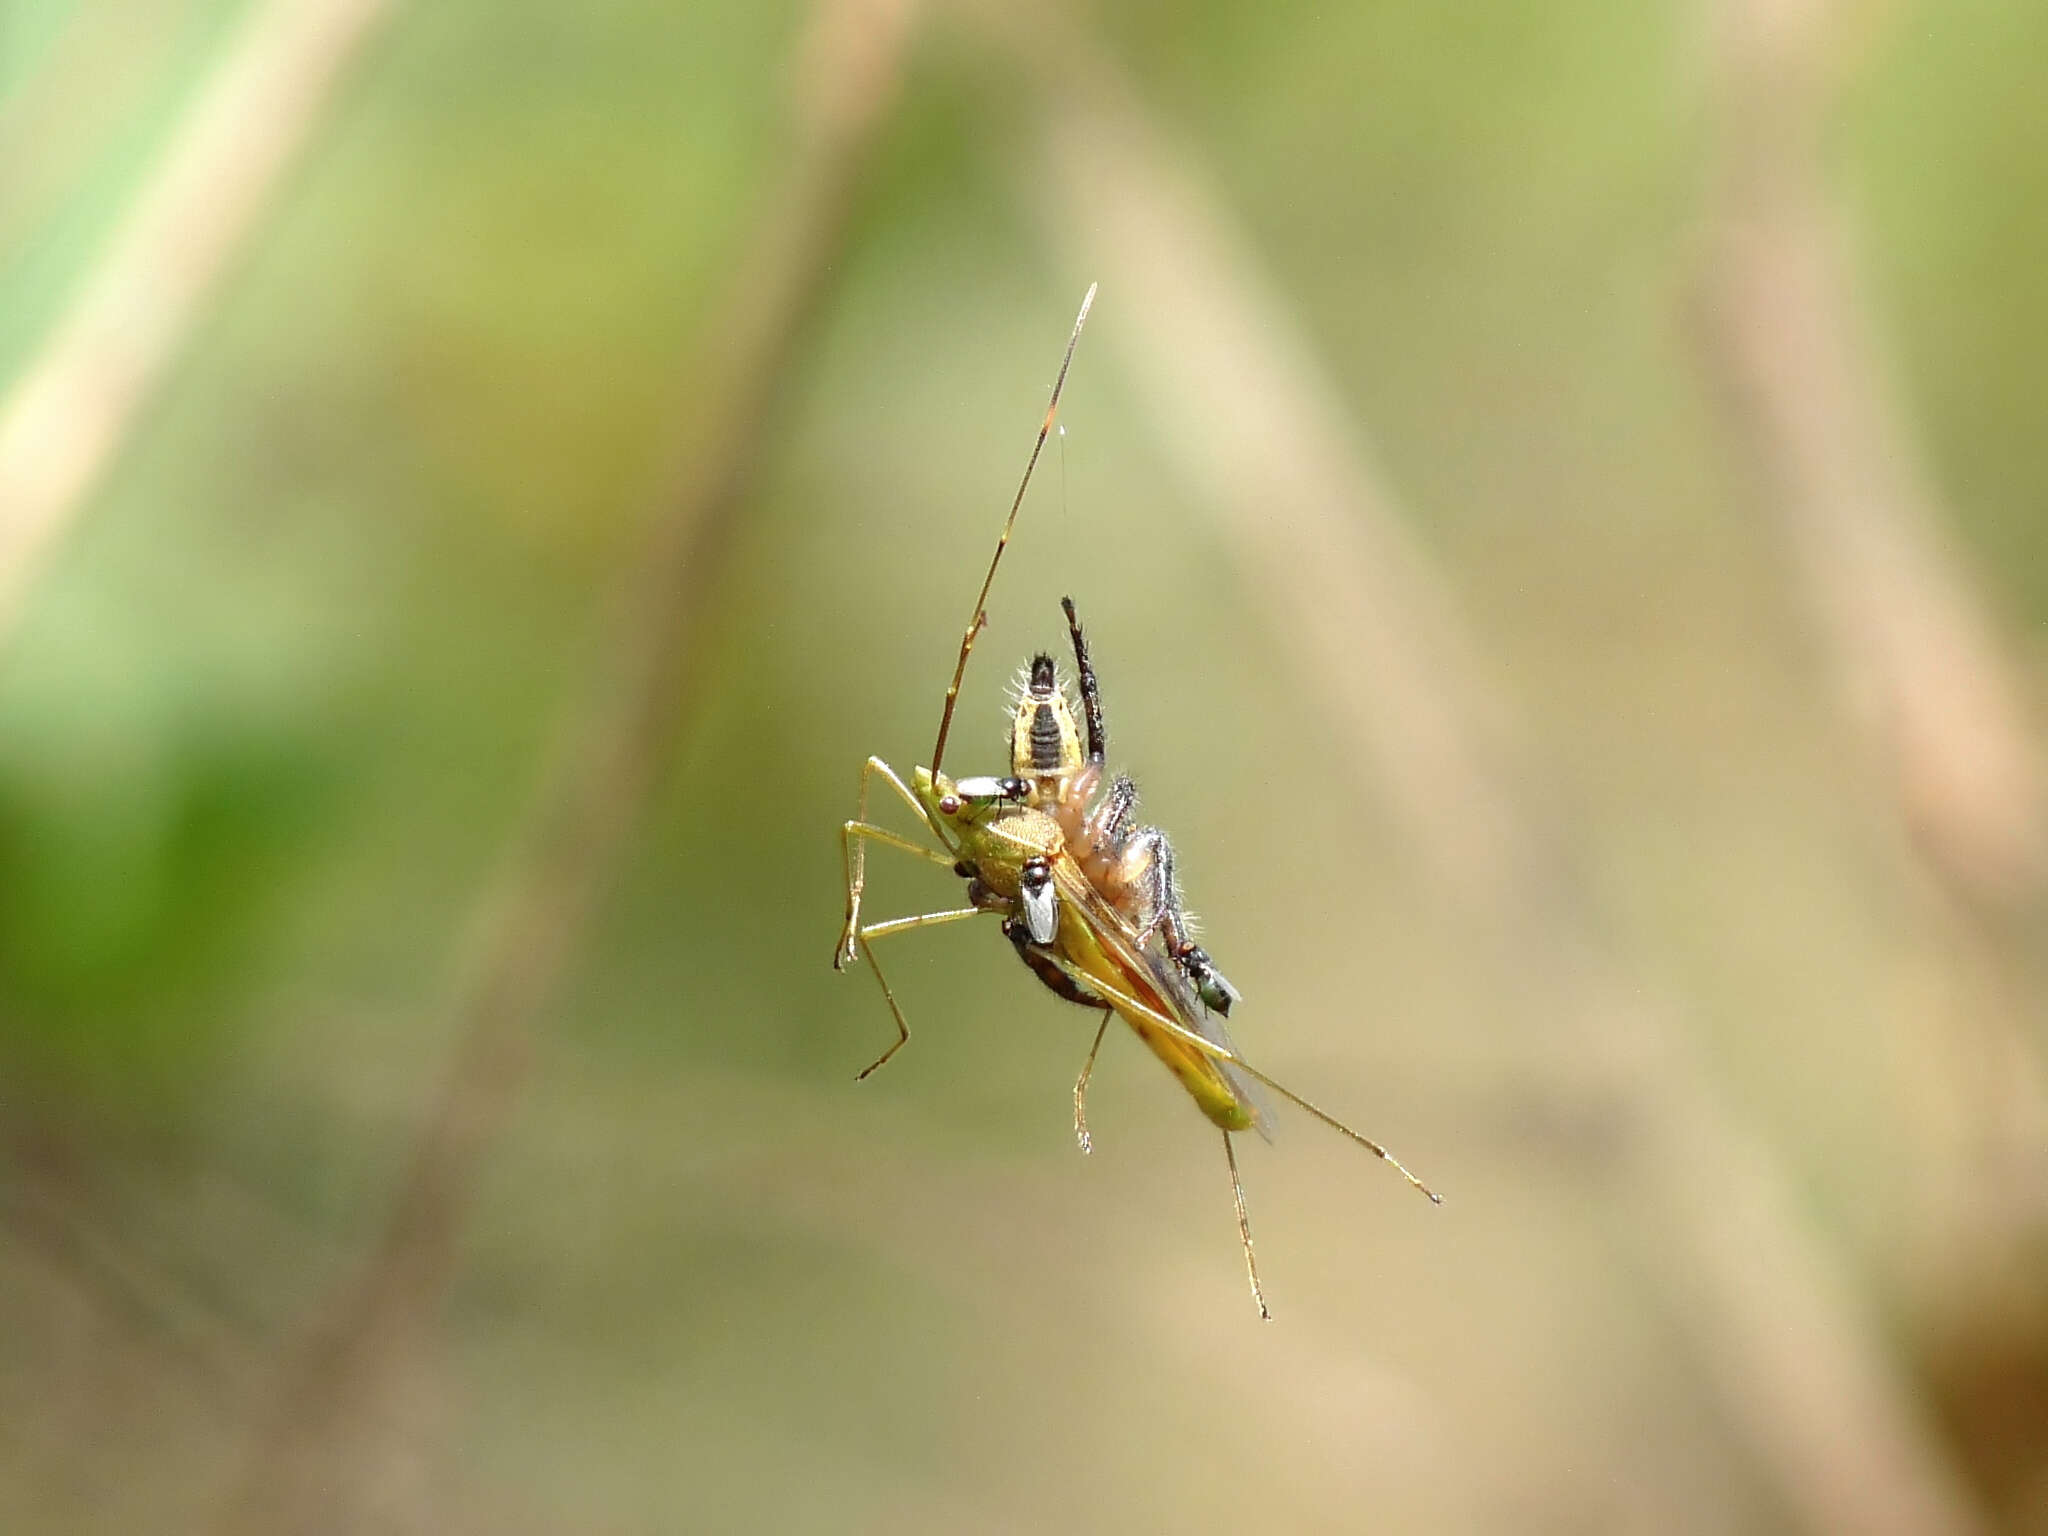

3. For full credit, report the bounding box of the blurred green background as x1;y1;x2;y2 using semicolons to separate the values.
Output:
5;0;2048;1531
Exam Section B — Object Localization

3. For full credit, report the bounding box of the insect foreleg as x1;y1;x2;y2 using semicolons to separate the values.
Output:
858;755;932;825
837;755;952;968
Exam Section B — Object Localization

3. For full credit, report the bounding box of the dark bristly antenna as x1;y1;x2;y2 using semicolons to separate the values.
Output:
930;282;1097;775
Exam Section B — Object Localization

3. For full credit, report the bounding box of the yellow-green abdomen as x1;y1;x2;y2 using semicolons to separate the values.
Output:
1124;1010;1258;1132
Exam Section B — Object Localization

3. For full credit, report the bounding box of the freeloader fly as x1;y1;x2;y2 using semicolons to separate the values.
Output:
832;285;1438;1317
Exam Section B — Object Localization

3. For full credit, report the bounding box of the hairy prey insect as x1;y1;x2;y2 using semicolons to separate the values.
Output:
832;285;1439;1317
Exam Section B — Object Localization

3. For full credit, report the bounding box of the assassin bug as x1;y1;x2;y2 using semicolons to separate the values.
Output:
1009;597;1243;1021
832;285;1438;1317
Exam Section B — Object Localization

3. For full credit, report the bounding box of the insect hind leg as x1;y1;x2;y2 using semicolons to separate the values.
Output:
1034;946;1441;1203
1224;1131;1270;1319
1072;1009;1112;1154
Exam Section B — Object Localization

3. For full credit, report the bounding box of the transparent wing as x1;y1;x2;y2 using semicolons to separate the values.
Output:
1051;855;1275;1141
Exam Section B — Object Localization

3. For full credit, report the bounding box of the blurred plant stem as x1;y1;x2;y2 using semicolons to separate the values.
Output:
3;1155;259;1418
973;3;1985;1530
0;0;397;654
215;1;924;1531
1698;0;2048;1126
1697;0;2047;915
1695;0;2048;1516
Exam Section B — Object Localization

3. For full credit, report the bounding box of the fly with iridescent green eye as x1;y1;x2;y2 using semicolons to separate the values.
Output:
832;286;1439;1317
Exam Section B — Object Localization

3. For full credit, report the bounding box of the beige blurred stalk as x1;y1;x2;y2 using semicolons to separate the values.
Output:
217;0;925;1531
1697;0;2047;914
0;0;397;650
974;4;1986;1532
1695;0;2048;1358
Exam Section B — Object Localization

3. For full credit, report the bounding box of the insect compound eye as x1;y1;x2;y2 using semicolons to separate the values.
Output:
938;794;960;817
997;777;1028;802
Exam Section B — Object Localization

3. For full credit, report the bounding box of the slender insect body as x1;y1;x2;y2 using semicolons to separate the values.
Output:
831;285;1436;1320
988;619;1269;1135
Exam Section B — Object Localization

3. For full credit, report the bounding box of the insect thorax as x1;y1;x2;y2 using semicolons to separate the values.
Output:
957;806;1064;900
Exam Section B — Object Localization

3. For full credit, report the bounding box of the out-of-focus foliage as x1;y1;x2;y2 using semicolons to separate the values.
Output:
3;1;2046;1531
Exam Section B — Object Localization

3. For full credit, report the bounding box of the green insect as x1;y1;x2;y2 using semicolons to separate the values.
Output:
834;285;1438;1316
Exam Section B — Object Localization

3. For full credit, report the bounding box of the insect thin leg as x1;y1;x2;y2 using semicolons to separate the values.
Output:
1224;1131;1270;1320
1046;955;1442;1203
861;755;933;826
847;752;941;869
842;822;954;868
848;906;1001;1078
837;820;956;969
851;933;914;1080
859;907;991;944
839;756;946;958
1072;1009;1112;1155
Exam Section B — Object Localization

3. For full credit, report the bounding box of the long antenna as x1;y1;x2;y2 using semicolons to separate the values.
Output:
930;282;1097;774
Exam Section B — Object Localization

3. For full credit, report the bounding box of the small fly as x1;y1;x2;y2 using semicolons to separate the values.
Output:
833;285;1438;1317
